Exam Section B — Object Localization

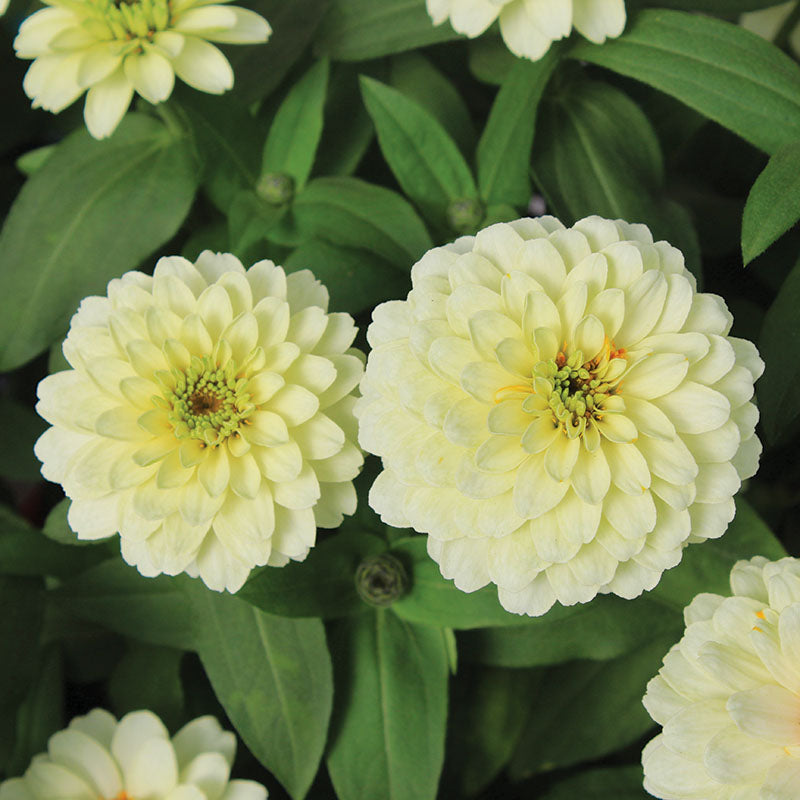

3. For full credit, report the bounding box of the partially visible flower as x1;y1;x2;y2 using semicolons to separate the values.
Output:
0;0;9;16
643;557;800;800
426;0;626;61
13;0;270;138
740;2;800;59
0;708;267;800
357;216;763;617
35;252;364;592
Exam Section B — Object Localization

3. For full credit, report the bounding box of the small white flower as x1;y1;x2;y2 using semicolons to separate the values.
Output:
426;0;626;61
357;216;763;616
35;252;364;593
0;709;267;800
643;557;800;800
13;0;270;138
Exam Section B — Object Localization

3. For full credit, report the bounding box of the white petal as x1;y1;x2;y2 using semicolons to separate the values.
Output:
84;67;133;139
172;37;233;94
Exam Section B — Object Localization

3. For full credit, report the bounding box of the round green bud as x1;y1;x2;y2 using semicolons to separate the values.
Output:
256;172;295;206
355;553;409;607
446;197;485;233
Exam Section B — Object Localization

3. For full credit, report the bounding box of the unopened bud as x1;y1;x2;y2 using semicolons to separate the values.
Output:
355;553;408;607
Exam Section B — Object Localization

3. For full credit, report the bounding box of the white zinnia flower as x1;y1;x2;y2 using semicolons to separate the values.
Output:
0;708;267;800
0;0;9;16
426;0;626;61
357;216;763;616
13;0;270;139
35;252;364;592
642;557;800;800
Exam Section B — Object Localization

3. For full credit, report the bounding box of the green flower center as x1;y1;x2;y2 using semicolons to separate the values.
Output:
166;356;254;446
533;341;627;439
91;0;172;42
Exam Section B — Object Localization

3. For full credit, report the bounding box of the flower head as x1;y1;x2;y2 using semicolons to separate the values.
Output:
0;708;267;800
426;0;626;61
13;0;270;138
36;252;364;592
357;216;763;616
642;557;800;800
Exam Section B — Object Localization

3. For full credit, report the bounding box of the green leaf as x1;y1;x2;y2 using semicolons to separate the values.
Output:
109;644;185;731
532;76;700;275
286;239;410;314
326;610;449;800
227;190;286;254
644;0;786;11
447;664;539;797
262;59;330;189
477;46;560;207
0;577;45;711
570;10;800;156
0;114;198;370
360;76;477;228
653;499;787;611
227;0;330;104
314;64;376;177
742;140;800;264
293;176;432;269
190;588;333;800
508;635;670;778
179;92;261;212
315;0;459;61
390;537;529;629
459;593;683;668
390;52;477;157
51;558;195;650
468;36;518;85
759;254;800;442
0;396;46;482
6;645;64;777
238;529;385;619
540;765;649;800
0;504;111;577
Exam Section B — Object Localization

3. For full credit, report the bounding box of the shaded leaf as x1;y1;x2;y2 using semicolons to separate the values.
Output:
190;588;333;800
293;176;432;268
0;114;198;370
758;254;800;443
477;46;560;207
315;0;458;61
742;140;800;264
570;10;800;155
326;609;449;800
508;635;670;778
539;765;649;799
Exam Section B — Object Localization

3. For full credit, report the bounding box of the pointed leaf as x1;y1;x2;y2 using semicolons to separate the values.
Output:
742;140;800;264
570;10;800;155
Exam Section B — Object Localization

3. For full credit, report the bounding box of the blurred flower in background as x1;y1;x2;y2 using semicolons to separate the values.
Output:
425;0;626;61
740;1;800;58
35;252;364;592
357;216;763;616
643;557;800;799
12;0;270;138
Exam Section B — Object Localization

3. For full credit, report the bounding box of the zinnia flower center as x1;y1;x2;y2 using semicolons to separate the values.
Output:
166;356;254;446
94;0;171;42
535;340;627;439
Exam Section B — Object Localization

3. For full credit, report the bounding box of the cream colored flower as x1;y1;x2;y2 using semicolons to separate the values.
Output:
357;216;763;616
642;557;800;800
0;0;9;16
740;2;800;59
13;0;270;139
426;0;626;61
36;252;364;592
0;708;267;800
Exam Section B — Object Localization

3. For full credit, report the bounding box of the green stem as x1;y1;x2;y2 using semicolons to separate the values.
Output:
154;100;185;138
